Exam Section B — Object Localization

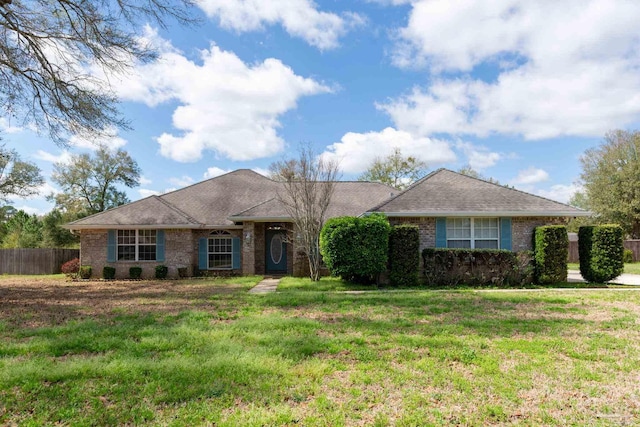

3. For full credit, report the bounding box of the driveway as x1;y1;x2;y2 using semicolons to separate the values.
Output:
567;270;640;286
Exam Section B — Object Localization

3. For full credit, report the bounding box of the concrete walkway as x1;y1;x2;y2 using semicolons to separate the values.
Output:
248;277;280;294
568;270;640;286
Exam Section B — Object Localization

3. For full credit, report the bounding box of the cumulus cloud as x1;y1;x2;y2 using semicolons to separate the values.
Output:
34;150;73;164
197;0;363;50
536;183;581;204
320;127;456;174
0;117;22;134
203;167;231;179
139;176;152;186
114;29;330;163
168;176;195;188
68;127;127;150
456;142;502;170
384;0;640;140
252;167;271;177
139;188;161;198
511;167;549;185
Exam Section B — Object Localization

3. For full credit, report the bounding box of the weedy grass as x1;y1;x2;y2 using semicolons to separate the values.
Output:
1;276;639;425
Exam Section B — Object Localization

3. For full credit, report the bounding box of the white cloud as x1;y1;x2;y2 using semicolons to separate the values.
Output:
321;127;456;174
0;117;22;134
384;0;640;140
456;142;501;170
115;29;330;163
196;0;363;50
536;183;581;204
10;205;45;216
168;175;195;188
34;150;73;164
139;188;160;198
252;167;271;177
68;128;127;150
139;176;152;186
203;167;231;179
511;167;549;185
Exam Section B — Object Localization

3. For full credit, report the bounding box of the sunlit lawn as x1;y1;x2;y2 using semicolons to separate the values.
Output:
1;275;639;425
568;262;640;275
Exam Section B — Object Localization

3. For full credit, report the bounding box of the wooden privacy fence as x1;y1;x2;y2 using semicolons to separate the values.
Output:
0;248;79;275
568;240;640;263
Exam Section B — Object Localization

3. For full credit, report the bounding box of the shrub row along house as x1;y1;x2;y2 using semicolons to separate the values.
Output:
65;169;589;279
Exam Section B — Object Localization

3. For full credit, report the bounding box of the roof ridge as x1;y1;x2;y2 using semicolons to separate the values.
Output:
230;197;279;217
367;168;443;212
159;169;273;198
66;195;157;225
152;195;201;224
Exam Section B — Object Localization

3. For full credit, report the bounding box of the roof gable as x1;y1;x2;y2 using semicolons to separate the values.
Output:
370;168;588;216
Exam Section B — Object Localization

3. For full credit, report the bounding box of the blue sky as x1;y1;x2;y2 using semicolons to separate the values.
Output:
4;0;640;215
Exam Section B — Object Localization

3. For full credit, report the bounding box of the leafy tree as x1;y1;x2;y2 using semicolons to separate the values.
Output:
358;148;427;190
1;210;42;248
579;130;640;238
566;191;593;233
0;0;195;145
271;145;340;281
0;143;44;202
41;209;79;248
50;145;141;215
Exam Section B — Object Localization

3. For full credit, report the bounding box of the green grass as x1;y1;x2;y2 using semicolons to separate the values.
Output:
568;262;640;275
1;277;640;425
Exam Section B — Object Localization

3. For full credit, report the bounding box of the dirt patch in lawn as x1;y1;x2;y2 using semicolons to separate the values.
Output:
0;277;245;328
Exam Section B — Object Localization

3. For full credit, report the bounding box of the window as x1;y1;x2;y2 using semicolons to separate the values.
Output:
117;230;157;261
208;230;232;269
446;218;499;249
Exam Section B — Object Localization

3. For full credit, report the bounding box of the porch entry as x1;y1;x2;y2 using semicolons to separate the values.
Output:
265;229;287;273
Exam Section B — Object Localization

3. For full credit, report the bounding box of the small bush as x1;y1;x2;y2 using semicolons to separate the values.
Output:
103;266;116;280
623;248;634;263
579;225;624;283
320;214;391;284
422;248;528;287
79;265;92;279
61;258;80;278
129;266;142;279
388;225;420;286
533;225;568;284
155;265;169;279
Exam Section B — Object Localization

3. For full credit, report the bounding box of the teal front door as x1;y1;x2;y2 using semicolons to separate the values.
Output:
266;230;287;273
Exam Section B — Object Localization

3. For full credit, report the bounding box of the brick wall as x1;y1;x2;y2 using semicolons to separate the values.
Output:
388;217;436;251
512;217;565;252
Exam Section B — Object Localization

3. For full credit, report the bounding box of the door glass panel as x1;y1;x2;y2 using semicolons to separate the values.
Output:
270;234;283;264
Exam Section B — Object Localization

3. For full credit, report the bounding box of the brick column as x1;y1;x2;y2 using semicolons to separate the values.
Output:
242;222;256;275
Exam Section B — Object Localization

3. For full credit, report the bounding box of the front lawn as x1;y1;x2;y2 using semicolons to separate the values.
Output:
1;276;639;425
568;262;640;275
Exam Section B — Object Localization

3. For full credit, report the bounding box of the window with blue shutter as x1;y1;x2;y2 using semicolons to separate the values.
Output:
232;237;241;269
107;230;116;262
500;218;512;251
156;230;165;262
198;237;208;270
435;217;447;248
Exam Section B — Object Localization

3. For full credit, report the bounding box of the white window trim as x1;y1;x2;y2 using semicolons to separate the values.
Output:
117;229;157;261
447;218;500;249
208;231;233;270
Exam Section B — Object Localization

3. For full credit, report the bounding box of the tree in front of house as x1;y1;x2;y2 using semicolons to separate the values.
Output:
579;129;640;238
358;147;427;190
50;145;141;216
0;143;44;203
270;145;341;281
0;0;195;146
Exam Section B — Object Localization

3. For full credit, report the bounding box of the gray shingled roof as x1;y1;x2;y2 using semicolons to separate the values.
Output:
230;181;396;220
66;195;199;228
369;168;589;217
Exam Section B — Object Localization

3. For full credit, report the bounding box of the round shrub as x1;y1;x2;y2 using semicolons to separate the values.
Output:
155;265;169;279
129;266;142;279
103;266;116;280
61;258;80;278
579;225;624;283
79;265;92;279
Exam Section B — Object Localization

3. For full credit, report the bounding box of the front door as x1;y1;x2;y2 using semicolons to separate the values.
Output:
266;230;287;273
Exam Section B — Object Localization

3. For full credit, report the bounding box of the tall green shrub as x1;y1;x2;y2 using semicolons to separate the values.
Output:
534;225;568;284
388;225;420;286
578;225;624;282
320;214;390;284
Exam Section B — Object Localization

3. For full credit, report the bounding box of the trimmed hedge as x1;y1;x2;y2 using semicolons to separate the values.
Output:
320;214;391;284
579;225;624;283
388;225;420;286
155;265;169;279
103;266;116;280
533;225;568;284
129;266;142;279
422;248;532;287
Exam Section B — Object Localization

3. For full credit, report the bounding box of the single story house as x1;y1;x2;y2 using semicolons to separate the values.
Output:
66;168;589;278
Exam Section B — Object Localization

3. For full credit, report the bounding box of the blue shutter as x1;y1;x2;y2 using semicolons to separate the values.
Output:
107;230;116;262
500;218;512;251
232;237;241;270
435;218;447;248
156;230;165;262
198;237;208;270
